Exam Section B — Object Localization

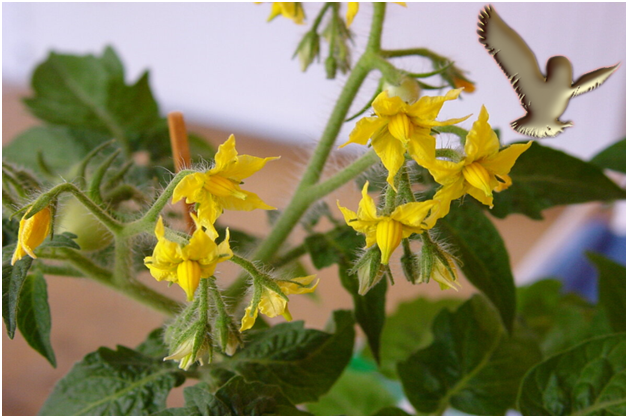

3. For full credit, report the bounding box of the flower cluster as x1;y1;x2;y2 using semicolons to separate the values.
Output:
338;84;531;292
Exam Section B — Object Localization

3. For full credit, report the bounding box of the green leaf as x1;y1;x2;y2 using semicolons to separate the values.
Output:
373;406;411;415
17;271;56;367
518;333;626;416
590;138;626;173
2;256;33;338
588;253;626;333
398;295;540;415
3;126;109;176
40;345;185;415
305;225;364;269
491;142;625;219
24;47;160;143
377;296;461;379
438;201;516;331
226;310;355;404
161;378;306;416
517;279;613;357
40;232;81;250
339;261;387;364
306;369;397;415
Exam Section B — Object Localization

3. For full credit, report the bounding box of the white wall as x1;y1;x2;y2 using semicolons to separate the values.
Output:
3;2;625;159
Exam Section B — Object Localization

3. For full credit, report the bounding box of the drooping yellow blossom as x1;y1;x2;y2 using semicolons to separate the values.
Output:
340;89;469;188
164;333;211;371
431;253;461;291
338;182;438;264
173;135;279;226
346;2;407;27
453;77;476;93
412;105;532;209
144;217;232;301
11;206;52;265
262;2;305;24
240;275;319;331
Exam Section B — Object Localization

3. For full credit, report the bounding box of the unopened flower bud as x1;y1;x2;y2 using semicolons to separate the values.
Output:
417;233;460;291
12;206;52;265
383;76;421;104
325;56;337;79
400;240;420;284
352;246;386;295
164;324;213;371
294;31;320;72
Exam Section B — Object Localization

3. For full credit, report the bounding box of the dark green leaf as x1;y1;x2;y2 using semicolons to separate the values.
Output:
2;256;33;338
588;253;626;333
188;133;216;163
398;295;539;415
2;217;19;248
377;296;461;379
305;226;364;270
339;261;387;364
40;345;185;415
438;201;516;331
24;47;160;141
590;138;626;173
491;142;625;219
517;279;613;357
306;369;397;415
518;333;626;416
226;310;355;404
17;271;56;366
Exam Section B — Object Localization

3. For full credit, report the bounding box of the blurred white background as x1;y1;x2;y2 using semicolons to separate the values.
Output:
3;2;626;158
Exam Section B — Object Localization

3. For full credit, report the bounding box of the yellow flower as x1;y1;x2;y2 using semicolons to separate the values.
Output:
12;206;52;265
453;77;476;93
173;135;279;226
412;105;532;209
346;2;407;27
337;182;437;264
340;89;469;188
240;275;318;331
144;217;232;301
263;2;305;24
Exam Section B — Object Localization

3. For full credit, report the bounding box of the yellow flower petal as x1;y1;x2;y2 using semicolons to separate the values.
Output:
12;207;52;265
465;105;499;162
372;91;406;116
388;112;414;142
177;260;202;301
376;218;403;264
480;141;532;177
278;275;318;295
390;200;436;229
407;89;463;125
173;173;206;204
346;2;359;26
258;288;288;318
240;306;259;332
462;162;493;197
341;116;387;148
371;131;406;188
212;135;239;174
358;181;380;223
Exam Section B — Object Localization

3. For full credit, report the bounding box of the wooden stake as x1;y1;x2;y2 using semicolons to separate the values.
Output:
167;111;195;232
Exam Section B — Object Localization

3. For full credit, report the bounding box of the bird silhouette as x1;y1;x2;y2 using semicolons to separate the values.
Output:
477;5;620;138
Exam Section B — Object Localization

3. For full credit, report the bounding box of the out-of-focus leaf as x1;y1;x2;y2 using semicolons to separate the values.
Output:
518;333;626;416
588;253;626;333
2;256;33;338
491;142;625;219
17;271;55;367
306;369;397;415
438;201;516;331
590;138;626;173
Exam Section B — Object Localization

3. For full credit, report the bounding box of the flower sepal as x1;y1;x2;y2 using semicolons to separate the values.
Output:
351;246;388;295
418;233;461;291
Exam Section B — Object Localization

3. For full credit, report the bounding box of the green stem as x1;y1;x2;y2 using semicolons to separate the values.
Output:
381;47;449;63
224;3;389;303
37;263;84;278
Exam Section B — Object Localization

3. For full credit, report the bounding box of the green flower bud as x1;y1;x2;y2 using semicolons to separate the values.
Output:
383;76;421;104
294;30;320;72
352;246;386;295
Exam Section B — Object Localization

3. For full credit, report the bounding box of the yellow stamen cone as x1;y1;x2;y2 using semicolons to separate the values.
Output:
204;175;247;199
376;218;403;265
177;260;202;301
462;162;493;197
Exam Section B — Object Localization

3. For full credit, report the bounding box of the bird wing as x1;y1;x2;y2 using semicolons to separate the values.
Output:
571;63;620;97
477;5;545;110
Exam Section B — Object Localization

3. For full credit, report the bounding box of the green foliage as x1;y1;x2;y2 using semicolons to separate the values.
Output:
517;279;613;357
518;333;626;416
306;368;398;415
491;142;625;219
2;256;33;339
221;310;355;404
17;271;56;367
40;344;185;415
376;297;462;379
590;138;626;173
159;378;307;416
588;253;626;333
437;200;516;331
398;295;541;415
41;232;81;250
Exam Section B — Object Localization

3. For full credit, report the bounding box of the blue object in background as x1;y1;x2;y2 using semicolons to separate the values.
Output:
543;219;626;302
